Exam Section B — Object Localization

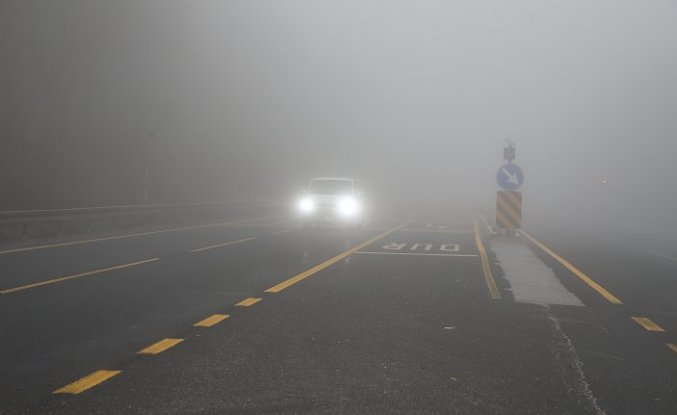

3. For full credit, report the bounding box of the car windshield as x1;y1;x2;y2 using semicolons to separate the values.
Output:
308;180;353;195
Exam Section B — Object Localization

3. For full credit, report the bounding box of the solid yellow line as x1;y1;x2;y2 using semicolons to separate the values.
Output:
194;314;230;327
631;317;665;332
53;370;121;394
264;223;409;293
0;215;282;255
0;258;161;294
667;343;677;354
137;338;184;355
190;237;256;253
519;230;623;305
236;297;262;307
471;217;501;300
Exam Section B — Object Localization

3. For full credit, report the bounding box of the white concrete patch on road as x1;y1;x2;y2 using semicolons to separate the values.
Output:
491;237;584;307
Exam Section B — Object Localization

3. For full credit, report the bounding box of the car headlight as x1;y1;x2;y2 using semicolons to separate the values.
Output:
338;197;360;216
298;197;314;213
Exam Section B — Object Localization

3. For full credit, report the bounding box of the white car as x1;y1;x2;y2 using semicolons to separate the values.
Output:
297;177;364;228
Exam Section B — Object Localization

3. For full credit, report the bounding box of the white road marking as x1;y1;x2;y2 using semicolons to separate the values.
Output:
645;249;677;262
410;243;433;251
440;244;460;252
271;228;294;235
0;215;286;255
354;251;477;257
382;243;406;250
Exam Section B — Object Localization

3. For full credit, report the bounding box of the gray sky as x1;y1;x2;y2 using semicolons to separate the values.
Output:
2;0;676;231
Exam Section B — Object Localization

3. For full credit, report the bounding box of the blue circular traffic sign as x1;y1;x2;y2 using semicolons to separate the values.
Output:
497;163;524;190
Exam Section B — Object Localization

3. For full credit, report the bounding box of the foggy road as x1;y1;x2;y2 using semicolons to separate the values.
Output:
2;1;677;413
1;208;676;415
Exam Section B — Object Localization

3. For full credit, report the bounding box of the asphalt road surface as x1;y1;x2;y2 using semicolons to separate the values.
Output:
1;210;676;414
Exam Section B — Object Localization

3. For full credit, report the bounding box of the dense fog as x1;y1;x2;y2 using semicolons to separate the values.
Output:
1;1;676;232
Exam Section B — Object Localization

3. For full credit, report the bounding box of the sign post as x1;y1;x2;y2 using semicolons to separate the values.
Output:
496;145;524;236
496;191;522;230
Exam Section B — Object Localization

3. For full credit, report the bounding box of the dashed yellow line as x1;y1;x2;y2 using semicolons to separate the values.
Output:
53;370;121;394
137;338;184;355
631;317;665;332
667;343;677;354
236;297;262;307
194;314;230;327
471;217;501;300
190;237;256;253
519;230;623;305
0;258;161;294
264;223;409;294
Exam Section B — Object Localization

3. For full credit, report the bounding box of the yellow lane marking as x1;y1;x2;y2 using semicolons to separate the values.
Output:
667;343;677;354
53;370;121;394
236;297;262;307
0;215;283;255
271;228;294;235
0;258;160;295
264;223;409;294
519;230;623;305
194;314;230;327
190;237;256;253
137;338;184;355
471;217;501;300
631;317;665;332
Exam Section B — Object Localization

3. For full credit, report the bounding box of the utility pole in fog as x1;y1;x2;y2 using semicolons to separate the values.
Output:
144;127;154;203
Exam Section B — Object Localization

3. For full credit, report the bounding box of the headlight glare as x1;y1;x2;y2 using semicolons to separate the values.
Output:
338;197;359;216
298;197;314;213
